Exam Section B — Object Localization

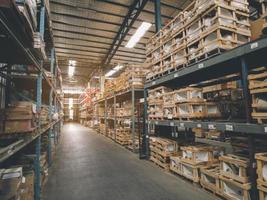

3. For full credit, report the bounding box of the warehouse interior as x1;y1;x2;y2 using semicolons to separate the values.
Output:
0;0;267;200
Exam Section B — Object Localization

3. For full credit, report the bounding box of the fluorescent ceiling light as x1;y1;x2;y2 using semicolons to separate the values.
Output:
126;22;152;48
68;66;75;77
105;69;116;77
63;90;84;94
69;98;73;109
114;64;124;71
69;60;76;66
105;64;124;77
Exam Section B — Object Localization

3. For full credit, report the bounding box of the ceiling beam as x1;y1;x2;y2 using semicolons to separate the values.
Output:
55;42;145;55
55;47;145;59
102;0;149;66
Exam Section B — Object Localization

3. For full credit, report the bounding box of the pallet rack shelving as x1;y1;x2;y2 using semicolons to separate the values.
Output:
143;37;267;199
94;88;143;152
0;1;62;200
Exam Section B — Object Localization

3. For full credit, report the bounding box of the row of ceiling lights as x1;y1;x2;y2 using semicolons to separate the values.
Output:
66;21;152;88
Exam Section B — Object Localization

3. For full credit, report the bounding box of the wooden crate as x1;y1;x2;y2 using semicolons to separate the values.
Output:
258;184;267;200
181;145;220;165
248;69;267;124
200;164;221;194
176;102;207;119
170;155;202;183
256;153;267;188
173;87;203;103
219;154;249;183
163;104;177;120
219;175;251;200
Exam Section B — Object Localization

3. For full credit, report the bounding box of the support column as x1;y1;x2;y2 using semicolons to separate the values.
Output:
131;88;135;152
48;48;55;167
104;99;107;136
114;95;116;141
5;64;11;108
240;57;257;200
142;89;149;159
35;71;42;200
154;0;162;33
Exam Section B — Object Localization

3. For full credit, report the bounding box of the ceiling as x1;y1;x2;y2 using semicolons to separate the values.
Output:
50;0;191;90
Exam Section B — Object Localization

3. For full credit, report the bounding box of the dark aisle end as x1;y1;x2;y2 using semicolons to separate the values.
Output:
43;123;220;200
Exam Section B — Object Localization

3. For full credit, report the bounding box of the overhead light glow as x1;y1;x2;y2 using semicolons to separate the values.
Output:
63;89;84;94
69;60;76;66
69;98;73;109
105;69;116;77
126;22;152;48
68;66;75;77
105;64;124;77
114;64;124;71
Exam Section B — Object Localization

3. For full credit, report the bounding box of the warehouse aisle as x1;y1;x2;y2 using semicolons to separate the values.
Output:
43;123;219;200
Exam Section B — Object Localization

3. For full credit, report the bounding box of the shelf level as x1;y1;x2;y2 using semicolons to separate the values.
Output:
149;120;267;135
145;37;267;89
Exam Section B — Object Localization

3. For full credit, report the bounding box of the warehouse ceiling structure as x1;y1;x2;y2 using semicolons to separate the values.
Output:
50;0;191;90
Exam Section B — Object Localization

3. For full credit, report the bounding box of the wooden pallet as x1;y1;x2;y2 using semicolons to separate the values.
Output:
248;68;267;124
200;164;221;194
219;175;251;200
219;154;249;184
258;184;267;200
181;145;219;165
256;153;267;188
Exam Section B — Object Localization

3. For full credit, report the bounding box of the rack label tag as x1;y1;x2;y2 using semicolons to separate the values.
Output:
198;63;204;69
226;124;234;131
208;124;216;130
170;122;174;126
251;42;258;49
197;124;202;128
174;73;179;78
265;127;267;133
152;81;156;85
180;123;184;128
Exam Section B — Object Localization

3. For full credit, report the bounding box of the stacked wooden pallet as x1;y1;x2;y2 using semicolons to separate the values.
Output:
148;86;221;120
148;87;173;119
203;80;243;119
149;137;178;170
104;80;115;97
114;65;147;93
174;87;221;119
219;154;251;200
40;106;49;126
115;128;131;146
256;153;267;200
99;123;106;135
116;101;132;117
170;144;221;183
0;101;37;134
145;0;251;81
248;67;267;124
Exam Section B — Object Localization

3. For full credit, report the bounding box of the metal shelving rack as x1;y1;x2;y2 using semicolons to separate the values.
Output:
142;37;267;199
95;87;143;152
0;1;63;200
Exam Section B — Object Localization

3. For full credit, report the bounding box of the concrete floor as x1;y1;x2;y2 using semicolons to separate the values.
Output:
43;123;220;200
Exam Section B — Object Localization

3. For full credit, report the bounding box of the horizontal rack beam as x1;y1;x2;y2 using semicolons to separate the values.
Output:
0;119;62;163
149;120;267;135
145;37;267;89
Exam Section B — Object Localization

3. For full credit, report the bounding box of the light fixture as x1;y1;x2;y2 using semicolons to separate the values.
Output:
69;60;76;66
68;66;75;77
105;69;116;77
105;64;124;77
126;22;152;48
69;98;73;109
